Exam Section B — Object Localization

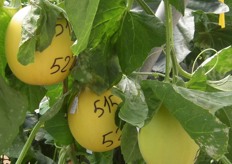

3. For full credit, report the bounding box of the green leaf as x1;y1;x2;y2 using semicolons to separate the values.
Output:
72;42;122;94
173;85;232;115
4;130;25;158
187;0;228;13
45;83;63;106
0;9;11;78
116;11;166;74
121;123;144;163
7;76;47;113
64;0;100;55
194;151;214;164
207;75;232;91
0;77;28;154
186;67;207;91
216;107;232;161
141;80;229;160
44;109;73;145
88;0;127;48
18;0;65;65
169;0;185;15
192;11;232;51
39;92;67;122
116;76;148;128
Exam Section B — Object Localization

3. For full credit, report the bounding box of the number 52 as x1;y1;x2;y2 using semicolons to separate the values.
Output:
50;56;73;74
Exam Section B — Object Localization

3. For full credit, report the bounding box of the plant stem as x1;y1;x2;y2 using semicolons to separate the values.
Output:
16;121;43;164
163;0;173;82
177;61;192;79
163;0;192;81
220;155;232;164
63;79;69;94
136;0;155;15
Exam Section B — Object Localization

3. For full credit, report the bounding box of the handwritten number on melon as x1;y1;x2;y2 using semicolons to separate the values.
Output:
56;20;71;37
94;95;119;118
102;128;121;147
50;56;72;74
102;131;114;147
94;100;104;118
108;95;118;107
55;23;64;37
61;56;71;72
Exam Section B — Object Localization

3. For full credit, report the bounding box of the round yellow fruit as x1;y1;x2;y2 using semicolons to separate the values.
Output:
138;106;199;164
5;6;74;85
68;88;122;152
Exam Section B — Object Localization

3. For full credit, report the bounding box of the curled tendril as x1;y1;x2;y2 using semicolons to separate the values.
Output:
191;48;218;74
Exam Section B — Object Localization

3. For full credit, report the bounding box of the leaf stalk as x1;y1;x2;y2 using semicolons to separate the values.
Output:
171;49;192;79
220;155;232;164
16;120;43;164
127;0;134;10
136;0;155;15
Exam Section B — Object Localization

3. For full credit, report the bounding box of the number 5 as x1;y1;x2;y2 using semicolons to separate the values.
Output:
102;131;114;147
94;100;104;118
50;57;63;74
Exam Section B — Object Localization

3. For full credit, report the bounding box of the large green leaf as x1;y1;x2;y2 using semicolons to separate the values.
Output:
44;109;73;145
116;11;166;74
0;9;11;78
116;76;148;128
216;107;232;161
72;41;122;94
0;77;28;154
169;0;185;15
141;80;229;160
18;0;65;65
43;89;74;146
192;11;232;51
44;83;63;106
39;92;68;122
121;123;144;163
186;67;208;91
207;75;232;91
88;0;127;48
65;0;127;56
64;0;100;55
7;76;47;113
